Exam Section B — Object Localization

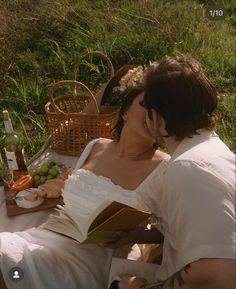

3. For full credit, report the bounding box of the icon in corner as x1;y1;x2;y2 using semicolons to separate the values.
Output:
8;267;24;282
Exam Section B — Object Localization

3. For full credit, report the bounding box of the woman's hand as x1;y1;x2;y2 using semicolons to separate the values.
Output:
103;227;164;249
145;243;163;264
104;229;140;249
118;274;147;289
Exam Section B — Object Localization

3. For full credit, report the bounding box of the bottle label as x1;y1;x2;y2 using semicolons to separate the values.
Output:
3;120;13;134
4;149;19;170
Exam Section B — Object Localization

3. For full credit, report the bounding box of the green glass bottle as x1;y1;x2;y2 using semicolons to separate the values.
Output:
1;110;28;180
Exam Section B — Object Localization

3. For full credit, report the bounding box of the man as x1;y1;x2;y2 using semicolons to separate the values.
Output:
117;57;235;289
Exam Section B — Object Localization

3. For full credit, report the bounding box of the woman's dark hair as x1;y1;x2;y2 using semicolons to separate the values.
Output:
112;85;144;141
100;63;143;141
144;56;218;140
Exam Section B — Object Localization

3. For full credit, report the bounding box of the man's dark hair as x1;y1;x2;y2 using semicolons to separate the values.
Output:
144;56;218;140
112;85;144;141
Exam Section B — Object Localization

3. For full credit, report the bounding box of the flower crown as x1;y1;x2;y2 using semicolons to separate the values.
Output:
111;61;158;103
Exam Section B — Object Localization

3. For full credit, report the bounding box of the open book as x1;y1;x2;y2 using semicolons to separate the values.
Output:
41;201;152;243
107;257;161;289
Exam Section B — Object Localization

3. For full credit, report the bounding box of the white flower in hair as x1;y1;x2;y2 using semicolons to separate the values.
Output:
119;65;144;92
117;62;159;93
110;61;159;106
148;61;159;69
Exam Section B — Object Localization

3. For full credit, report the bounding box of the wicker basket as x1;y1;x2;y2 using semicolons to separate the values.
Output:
45;80;118;156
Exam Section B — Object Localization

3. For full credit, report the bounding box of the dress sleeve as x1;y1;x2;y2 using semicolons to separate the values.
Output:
74;138;102;170
164;160;235;268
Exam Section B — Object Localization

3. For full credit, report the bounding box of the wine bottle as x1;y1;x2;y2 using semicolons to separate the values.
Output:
1;110;28;180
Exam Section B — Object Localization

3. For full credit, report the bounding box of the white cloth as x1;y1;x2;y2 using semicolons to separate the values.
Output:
0;138;169;289
141;129;235;281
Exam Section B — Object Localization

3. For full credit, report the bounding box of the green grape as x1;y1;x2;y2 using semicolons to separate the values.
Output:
40;164;49;174
47;160;56;168
33;175;40;181
31;170;37;177
48;168;58;177
35;167;42;175
52;165;60;173
46;175;53;180
40;176;46;183
38;168;46;176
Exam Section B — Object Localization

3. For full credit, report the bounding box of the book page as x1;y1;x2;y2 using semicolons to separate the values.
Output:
42;214;85;242
44;201;151;243
107;257;160;289
58;198;112;237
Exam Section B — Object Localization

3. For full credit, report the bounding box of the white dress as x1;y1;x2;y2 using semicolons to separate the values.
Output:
0;139;169;289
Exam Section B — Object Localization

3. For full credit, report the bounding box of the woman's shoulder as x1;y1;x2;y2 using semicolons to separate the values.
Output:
90;138;113;152
75;138;113;169
85;138;114;159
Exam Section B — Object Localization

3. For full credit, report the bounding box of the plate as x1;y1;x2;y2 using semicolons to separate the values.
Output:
16;189;45;209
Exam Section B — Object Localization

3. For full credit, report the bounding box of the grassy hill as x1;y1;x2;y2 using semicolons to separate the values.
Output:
0;0;235;164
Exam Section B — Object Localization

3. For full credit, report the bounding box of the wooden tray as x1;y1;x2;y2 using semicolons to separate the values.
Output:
4;187;64;217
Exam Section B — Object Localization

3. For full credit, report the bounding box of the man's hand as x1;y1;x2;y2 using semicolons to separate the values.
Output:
118;274;147;289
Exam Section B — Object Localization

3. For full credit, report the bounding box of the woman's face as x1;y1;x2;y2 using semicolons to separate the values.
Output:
123;93;155;142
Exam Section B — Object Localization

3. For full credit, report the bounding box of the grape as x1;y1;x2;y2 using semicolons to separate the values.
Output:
34;168;41;175
40;176;46;183
49;168;58;177
47;160;56;168
38;168;45;176
32;170;37;177
31;160;62;187
52;165;60;173
33;175;40;182
40;164;49;174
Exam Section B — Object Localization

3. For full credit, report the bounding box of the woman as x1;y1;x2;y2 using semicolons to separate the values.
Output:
0;78;170;289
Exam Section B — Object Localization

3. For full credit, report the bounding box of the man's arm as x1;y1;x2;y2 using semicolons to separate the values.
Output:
119;258;235;289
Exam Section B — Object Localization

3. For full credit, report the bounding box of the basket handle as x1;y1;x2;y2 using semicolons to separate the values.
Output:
48;80;100;115
73;51;114;83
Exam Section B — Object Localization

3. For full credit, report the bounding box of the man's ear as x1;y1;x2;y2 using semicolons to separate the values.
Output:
150;109;167;138
151;109;164;129
151;109;165;131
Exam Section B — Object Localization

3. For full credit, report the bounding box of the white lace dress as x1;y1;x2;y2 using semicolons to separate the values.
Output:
0;139;169;289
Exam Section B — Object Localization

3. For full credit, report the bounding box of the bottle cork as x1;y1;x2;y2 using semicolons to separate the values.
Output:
3;110;10;121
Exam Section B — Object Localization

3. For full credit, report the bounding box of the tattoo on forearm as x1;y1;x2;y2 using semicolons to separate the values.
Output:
150;264;191;289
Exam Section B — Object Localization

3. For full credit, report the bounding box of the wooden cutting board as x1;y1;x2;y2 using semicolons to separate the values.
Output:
5;187;64;217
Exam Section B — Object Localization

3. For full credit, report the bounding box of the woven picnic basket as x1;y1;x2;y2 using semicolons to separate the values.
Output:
45;80;118;156
45;51;118;156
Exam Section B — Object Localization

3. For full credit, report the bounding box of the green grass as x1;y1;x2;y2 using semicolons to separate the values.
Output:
0;0;235;167
216;94;236;152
